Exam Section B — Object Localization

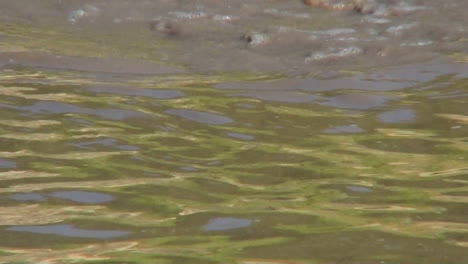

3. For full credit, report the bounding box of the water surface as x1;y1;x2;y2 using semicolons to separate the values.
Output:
0;1;467;263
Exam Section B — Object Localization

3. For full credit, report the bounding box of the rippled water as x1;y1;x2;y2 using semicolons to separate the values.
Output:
0;1;467;263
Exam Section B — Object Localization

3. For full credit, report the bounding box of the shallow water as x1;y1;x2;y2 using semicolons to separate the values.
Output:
0;1;467;264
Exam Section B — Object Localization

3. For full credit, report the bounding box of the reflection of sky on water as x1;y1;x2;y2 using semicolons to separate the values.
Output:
237;91;318;103
50;190;114;204
378;109;416;123
324;124;363;134
346;185;373;193
0;158;16;169
70;137;139;151
7;224;130;239
226;132;255;140
321;94;393;110
0;101;149;120
9;193;47;202
165;108;233;125
8;191;114;204
203;217;253;231
86;86;184;99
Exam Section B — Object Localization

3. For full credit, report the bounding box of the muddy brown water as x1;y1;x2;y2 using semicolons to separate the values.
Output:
0;0;467;263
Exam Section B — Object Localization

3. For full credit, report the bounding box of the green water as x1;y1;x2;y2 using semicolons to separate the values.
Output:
0;18;467;264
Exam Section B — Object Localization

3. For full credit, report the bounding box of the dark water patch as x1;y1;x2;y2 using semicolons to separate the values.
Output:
236;91;318;103
123;184;224;204
86;85;184;99
217;76;414;92
358;138;449;154
165;108;233;125
235;102;258;109
202;217;253;231
174;211;319;237
49;190;114;204
6;224;130;239
70;137;139;151
237;166;334;185
321;93;394;110
179;166;199;172
378;108;416;123
226;132;255;141
323;124;363;134
442;191;468;196
106;194;180;217
0;175;91;190
8;192;47;202
0;51;186;74
378;179;465;189
115;144;139;151
365;202;468;223
319;184;395;202
346;185;373;193
0;158;16;169
155;136;195;147
217;61;468;94
162;237;212;246
234;149;314;163
366;60;468;83
445;232;468;244
416;202;468;223
241;230;468;264
0;101;150;120
189;178;240;194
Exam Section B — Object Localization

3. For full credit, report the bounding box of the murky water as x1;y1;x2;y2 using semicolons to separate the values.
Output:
0;0;467;263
